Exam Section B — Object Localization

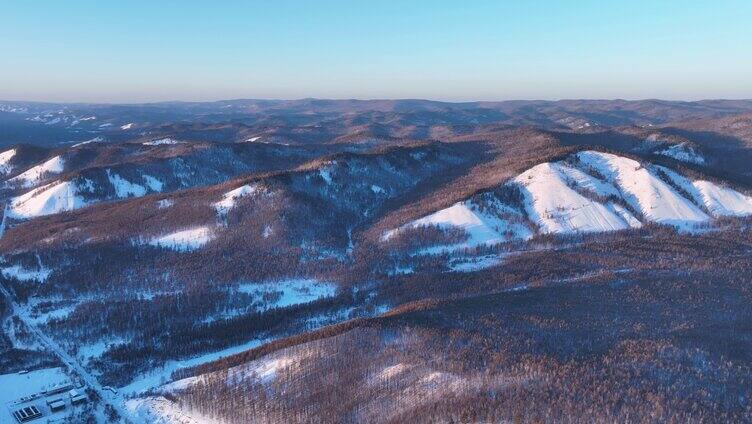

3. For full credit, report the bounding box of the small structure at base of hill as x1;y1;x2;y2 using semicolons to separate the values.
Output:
12;405;42;423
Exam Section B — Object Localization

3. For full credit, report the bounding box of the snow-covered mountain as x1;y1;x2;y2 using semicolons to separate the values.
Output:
385;150;752;252
3;101;752;424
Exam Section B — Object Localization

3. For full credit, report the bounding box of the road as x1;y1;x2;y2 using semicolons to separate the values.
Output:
0;282;138;423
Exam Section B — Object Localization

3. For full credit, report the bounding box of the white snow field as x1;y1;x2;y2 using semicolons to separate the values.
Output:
513;162;638;234
148;226;214;251
236;279;337;310
0;367;71;405
0;148;16;174
213;183;261;215
389;150;752;247
128;351;306;423
7;180;87;219
143;137;183;146
126;396;222;424
402;201;532;248
0;264;52;282
7;155;65;187
107;170;147;198
658;143;705;165
143;175;164;192
575;151;710;229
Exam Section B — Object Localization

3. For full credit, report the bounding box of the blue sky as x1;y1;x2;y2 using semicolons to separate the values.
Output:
1;0;751;102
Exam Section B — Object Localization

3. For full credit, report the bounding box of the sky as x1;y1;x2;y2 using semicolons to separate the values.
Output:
1;0;751;103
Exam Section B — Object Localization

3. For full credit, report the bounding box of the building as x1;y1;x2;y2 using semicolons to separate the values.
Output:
12;405;42;423
44;382;74;396
69;389;88;406
46;397;66;412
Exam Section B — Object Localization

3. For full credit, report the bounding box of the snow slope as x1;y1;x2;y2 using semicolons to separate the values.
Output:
143;175;164;192
0;148;16;174
389;150;752;247
692;180;752;216
107;170;147;198
575;151;709;229
406;201;532;247
237;279;337;310
126;397;222;424
148;227;214;251
143;137;183;146
7;155;65;187
656;167;752;217
214;184;261;215
7;180;87;219
513;162;639;234
658;143;705;165
1;264;52;282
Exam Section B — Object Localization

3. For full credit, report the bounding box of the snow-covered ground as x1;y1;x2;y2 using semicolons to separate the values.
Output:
157;198;174;209
385;150;752;263
0;367;71;406
147;226;214;251
71;136;105;147
384;199;531;252
449;255;504;272
143;137;183;146
0;264;52;282
107;170;147;198
236;279;337;310
655;166;752;217
7;155;65;187
7;180;87;219
0;148;16;175
514;161;640;234
575;151;709;229
143;175;164;192
213;183;261;216
658;143;705;165
126;396;223;424
120;337;269;395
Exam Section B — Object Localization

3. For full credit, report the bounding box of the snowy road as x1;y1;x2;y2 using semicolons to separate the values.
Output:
0;282;139;423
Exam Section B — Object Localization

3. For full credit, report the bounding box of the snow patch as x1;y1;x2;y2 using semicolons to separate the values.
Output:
237;279;337;309
8;180;87;219
319;167;333;184
692;181;752;217
148;227;214;251
1;264;52;282
107;170;147;198
120;122;134;130
413;201;531;246
143;175;164;192
659;167;752;217
513;162;637;234
71;136;104;147
8;155;65;187
156;199;174;209
0;148;16;174
576;151;709;229
0;367;71;406
126;396;221;424
658;143;705;165
144;138;182;146
213;184;260;215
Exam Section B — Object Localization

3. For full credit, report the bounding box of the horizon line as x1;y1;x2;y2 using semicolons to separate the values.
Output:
2;97;752;107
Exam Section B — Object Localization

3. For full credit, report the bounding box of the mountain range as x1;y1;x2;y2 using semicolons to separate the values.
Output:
1;98;751;423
